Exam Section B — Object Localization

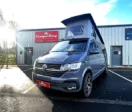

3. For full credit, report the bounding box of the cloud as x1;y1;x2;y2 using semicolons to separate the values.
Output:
111;20;119;24
0;0;117;29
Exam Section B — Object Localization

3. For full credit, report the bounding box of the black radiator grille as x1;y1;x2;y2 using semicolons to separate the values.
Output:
36;62;61;69
35;69;65;77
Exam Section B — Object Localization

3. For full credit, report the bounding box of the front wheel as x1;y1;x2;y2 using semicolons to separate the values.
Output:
81;72;93;98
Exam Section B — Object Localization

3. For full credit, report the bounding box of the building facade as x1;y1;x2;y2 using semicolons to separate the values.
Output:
16;24;132;66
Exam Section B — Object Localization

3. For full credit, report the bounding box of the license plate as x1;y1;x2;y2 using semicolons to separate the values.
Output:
36;80;50;88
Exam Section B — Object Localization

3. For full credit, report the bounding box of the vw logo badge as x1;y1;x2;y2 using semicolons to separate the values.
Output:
42;64;47;71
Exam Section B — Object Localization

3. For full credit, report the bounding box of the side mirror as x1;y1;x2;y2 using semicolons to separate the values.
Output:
89;48;100;54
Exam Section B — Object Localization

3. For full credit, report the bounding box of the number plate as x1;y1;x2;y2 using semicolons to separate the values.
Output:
36;80;50;88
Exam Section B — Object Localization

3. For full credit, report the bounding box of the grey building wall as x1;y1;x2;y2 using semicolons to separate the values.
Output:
16;24;132;66
16;29;65;64
98;25;132;66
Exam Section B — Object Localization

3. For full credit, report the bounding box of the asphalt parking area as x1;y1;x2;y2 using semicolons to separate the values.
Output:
1;66;132;112
25;69;132;101
111;68;132;80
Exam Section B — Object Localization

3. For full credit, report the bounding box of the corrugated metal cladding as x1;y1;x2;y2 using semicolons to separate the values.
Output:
16;24;132;66
98;25;132;66
16;29;65;64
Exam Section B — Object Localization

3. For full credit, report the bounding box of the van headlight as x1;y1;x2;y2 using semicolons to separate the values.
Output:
60;62;82;71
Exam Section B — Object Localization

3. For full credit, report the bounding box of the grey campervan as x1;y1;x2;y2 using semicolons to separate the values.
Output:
32;13;108;97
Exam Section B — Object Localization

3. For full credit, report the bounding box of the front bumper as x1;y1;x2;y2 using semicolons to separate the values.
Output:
32;72;81;92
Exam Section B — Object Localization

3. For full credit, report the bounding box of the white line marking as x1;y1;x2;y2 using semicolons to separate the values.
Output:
50;96;132;106
109;70;132;83
112;70;132;71
23;68;33;72
22;84;36;94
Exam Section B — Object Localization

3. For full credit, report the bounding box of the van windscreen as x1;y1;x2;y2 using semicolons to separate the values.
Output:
50;40;88;52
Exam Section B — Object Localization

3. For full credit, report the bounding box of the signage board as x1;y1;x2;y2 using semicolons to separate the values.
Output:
35;31;58;42
125;28;132;40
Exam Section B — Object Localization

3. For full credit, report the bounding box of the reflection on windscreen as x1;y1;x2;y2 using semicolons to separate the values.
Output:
50;40;87;52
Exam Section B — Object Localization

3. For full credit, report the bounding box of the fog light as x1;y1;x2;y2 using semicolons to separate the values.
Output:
67;87;76;90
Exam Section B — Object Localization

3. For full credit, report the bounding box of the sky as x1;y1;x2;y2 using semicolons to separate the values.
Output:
0;0;132;29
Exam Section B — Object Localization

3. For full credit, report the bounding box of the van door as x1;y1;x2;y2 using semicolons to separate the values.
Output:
102;48;107;68
88;40;100;75
95;41;106;71
99;48;105;71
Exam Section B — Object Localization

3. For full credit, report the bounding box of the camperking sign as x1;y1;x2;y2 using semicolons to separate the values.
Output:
35;31;58;42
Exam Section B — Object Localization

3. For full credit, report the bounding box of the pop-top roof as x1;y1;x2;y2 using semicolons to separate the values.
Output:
61;13;104;44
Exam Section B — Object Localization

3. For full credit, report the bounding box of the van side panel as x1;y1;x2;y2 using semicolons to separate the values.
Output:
87;20;106;74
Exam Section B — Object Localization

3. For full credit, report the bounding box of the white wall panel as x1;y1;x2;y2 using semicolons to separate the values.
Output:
16;29;65;64
99;25;132;65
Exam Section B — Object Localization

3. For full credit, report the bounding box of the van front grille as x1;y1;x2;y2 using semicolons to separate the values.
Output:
36;62;61;69
35;69;65;77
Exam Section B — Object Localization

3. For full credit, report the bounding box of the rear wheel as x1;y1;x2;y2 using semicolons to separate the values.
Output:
81;72;93;98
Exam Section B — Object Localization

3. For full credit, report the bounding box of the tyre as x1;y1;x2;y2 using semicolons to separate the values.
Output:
81;72;93;98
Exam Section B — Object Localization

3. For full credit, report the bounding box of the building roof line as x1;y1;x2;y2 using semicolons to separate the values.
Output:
17;24;132;31
17;27;66;32
98;24;132;28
